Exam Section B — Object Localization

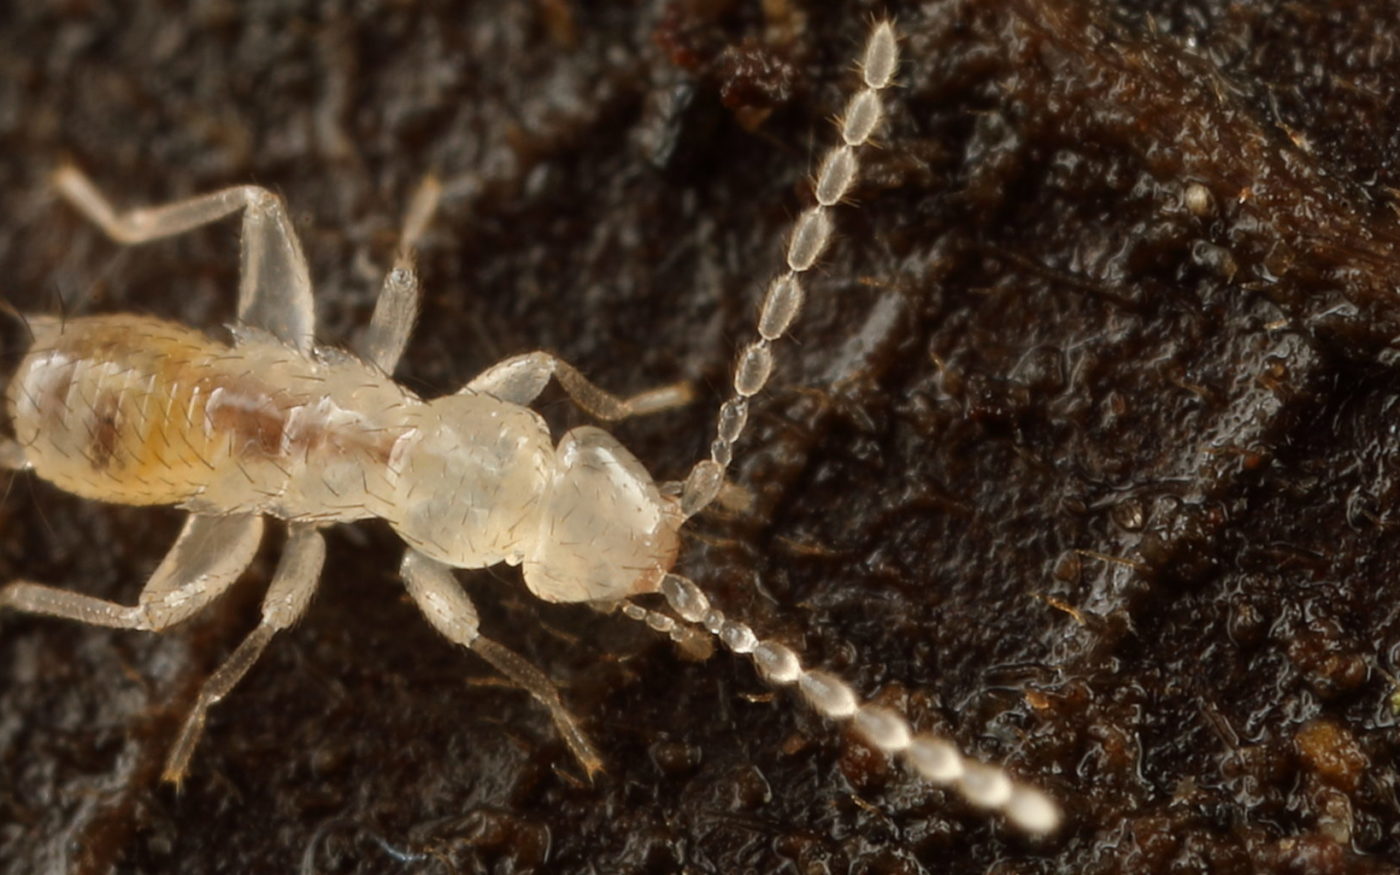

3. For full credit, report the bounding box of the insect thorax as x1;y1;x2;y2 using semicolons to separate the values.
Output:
390;394;682;603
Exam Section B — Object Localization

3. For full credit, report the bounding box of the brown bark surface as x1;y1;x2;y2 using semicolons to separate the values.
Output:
2;1;1399;872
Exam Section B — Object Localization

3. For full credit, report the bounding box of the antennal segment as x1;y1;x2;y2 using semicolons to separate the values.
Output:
645;573;1063;835
681;19;900;519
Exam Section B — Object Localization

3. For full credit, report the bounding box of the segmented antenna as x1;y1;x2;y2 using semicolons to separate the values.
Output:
680;19;899;518
656;19;1062;834
620;575;1062;834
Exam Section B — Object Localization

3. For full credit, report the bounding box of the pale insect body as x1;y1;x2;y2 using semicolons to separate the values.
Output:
0;22;1059;834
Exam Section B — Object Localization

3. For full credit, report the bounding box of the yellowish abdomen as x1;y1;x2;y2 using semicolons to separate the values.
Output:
8;314;281;507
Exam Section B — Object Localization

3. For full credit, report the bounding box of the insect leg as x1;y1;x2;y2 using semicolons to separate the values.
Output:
0;513;262;631
164;524;325;784
464;351;691;420
400;549;603;778
52;166;316;353
358;175;442;374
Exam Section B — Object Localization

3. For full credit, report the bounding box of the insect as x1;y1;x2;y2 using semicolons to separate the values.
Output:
0;20;1058;834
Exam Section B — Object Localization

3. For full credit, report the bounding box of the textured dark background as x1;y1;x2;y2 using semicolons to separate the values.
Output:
3;0;1400;872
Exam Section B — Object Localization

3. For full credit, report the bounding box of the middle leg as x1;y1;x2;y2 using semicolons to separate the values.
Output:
164;524;325;783
357;175;443;375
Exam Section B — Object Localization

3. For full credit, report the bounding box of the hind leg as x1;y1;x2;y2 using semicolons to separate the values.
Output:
53;166;316;353
0;513;263;631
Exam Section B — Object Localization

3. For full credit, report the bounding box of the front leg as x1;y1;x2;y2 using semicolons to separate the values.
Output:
53;166;316;352
400;549;603;778
466;351;691;421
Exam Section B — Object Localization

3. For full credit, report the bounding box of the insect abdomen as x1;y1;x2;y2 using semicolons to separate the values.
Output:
7;314;243;506
7;313;413;520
